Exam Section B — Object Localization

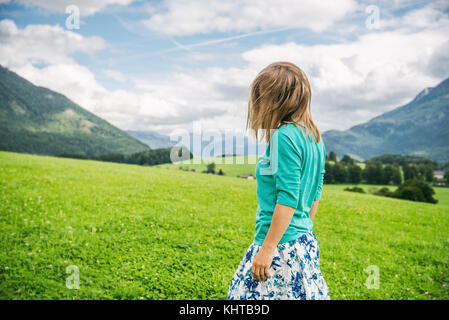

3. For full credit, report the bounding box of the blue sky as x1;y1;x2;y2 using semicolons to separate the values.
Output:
0;0;448;136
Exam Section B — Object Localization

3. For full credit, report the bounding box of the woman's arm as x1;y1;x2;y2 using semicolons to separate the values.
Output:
251;129;301;282
251;203;295;282
309;200;319;222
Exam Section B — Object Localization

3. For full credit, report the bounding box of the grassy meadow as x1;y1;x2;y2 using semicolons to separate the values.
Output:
330;184;449;207
156;155;259;177
0;151;448;300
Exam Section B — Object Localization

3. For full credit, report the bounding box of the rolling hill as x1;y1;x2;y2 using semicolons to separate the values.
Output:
323;77;449;164
0;65;150;156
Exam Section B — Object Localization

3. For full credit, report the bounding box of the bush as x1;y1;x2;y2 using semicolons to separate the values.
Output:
206;162;216;174
391;179;438;204
344;186;365;193
374;187;393;197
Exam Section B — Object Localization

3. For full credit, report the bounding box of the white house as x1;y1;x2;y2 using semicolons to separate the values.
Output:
434;170;445;179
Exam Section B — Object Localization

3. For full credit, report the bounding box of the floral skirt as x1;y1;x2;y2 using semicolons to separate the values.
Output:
227;231;330;300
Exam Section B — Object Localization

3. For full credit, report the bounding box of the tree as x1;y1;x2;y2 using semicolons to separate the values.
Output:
328;151;337;162
341;154;355;165
403;163;418;180
364;161;383;184
382;164;395;185
369;154;438;167
333;163;347;183
391;163;402;185
422;165;434;183
324;162;334;184
347;164;362;184
444;170;449;187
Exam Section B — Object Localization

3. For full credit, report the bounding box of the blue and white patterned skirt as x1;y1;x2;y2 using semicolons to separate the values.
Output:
227;231;330;300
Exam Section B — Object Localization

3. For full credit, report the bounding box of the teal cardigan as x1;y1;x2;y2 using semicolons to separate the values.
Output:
254;121;326;245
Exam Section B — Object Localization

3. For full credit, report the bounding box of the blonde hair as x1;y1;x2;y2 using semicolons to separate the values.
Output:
246;61;321;144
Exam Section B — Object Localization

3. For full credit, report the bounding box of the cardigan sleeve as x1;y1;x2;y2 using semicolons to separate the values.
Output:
314;167;325;200
270;129;302;209
314;143;326;201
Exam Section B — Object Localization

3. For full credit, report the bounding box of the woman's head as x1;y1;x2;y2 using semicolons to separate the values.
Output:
246;61;321;144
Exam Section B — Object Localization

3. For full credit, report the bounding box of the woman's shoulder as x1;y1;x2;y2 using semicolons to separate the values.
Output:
278;122;323;147
277;122;306;142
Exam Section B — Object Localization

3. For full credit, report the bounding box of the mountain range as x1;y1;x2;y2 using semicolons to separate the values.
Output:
126;130;175;150
130;77;449;163
1;65;447;164
126;130;265;157
322;77;449;164
0;66;149;156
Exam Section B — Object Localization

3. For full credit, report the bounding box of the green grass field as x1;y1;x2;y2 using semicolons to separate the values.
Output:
0;151;448;299
332;184;449;207
156;155;259;177
160;157;448;205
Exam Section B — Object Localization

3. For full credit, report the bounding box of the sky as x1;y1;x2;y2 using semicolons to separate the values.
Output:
0;0;448;138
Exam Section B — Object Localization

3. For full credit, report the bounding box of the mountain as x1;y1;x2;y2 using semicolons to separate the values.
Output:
128;130;266;157
322;77;449;164
127;130;175;149
0;66;149;156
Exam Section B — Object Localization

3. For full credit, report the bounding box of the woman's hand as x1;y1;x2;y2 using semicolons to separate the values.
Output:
251;204;294;282
252;247;274;281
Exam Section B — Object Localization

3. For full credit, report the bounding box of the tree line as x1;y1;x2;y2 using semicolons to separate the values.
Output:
59;146;192;166
324;151;442;185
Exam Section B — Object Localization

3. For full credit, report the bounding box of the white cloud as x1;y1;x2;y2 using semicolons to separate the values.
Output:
381;0;449;29
0;19;247;134
137;1;449;133
0;19;106;67
132;67;251;131
103;69;127;82
1;1;449;138
15;63;107;109
241;31;449;130
142;0;358;36
16;0;135;16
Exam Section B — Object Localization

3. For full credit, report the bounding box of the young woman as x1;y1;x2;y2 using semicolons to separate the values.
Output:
227;61;329;300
